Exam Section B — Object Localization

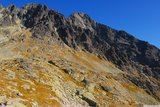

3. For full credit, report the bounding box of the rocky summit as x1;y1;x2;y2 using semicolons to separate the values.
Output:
0;4;159;107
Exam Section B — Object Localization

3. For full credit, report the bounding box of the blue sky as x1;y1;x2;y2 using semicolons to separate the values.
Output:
1;0;160;48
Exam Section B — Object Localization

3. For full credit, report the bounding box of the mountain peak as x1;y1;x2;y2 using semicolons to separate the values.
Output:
0;4;3;10
21;3;48;11
0;3;159;106
68;12;96;31
71;12;91;19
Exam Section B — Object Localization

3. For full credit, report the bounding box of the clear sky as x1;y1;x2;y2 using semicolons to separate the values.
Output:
1;0;160;48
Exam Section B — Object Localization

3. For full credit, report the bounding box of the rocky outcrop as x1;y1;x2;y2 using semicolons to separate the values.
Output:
0;3;160;101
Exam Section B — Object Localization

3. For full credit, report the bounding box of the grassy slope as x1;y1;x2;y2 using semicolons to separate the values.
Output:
0;27;159;107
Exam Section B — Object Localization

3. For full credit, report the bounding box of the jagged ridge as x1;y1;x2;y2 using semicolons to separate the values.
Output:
0;3;160;101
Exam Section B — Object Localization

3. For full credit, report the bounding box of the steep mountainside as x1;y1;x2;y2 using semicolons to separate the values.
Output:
0;4;159;107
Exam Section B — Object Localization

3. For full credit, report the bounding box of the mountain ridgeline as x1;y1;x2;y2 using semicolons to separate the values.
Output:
0;4;160;100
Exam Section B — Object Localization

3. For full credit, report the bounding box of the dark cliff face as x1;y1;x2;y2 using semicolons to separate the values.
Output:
1;4;160;100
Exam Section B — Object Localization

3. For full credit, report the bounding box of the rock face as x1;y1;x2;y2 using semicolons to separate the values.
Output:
0;3;160;106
